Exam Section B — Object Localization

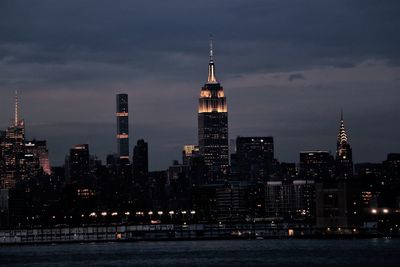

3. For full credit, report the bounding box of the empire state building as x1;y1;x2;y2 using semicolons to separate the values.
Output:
198;40;229;181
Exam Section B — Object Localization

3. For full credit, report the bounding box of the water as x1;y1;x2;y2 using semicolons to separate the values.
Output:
1;239;400;266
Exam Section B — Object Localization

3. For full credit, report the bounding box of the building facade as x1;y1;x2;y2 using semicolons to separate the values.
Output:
0;92;25;189
133;139;149;186
231;137;274;182
335;113;353;179
116;93;130;161
198;40;229;181
300;151;334;181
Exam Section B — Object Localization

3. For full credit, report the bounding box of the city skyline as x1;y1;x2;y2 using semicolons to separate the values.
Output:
0;87;397;170
0;1;399;169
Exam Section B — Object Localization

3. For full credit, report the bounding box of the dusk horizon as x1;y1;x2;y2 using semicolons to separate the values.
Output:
1;1;399;170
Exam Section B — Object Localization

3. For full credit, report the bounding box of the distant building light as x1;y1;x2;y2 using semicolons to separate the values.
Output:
371;209;378;214
383;208;389;214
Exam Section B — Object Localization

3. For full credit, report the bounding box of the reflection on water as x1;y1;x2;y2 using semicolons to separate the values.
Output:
1;239;400;266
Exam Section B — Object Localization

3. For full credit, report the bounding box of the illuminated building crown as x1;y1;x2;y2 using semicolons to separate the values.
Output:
337;112;348;145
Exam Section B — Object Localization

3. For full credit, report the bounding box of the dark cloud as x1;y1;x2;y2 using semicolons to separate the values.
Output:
0;0;399;169
288;73;305;82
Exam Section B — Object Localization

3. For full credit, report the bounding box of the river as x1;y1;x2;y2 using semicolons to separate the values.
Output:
1;238;400;266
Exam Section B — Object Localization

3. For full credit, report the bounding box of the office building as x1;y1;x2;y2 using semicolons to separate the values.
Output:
182;145;199;165
198;40;229;181
65;144;90;184
300;151;334;181
24;140;51;175
232;136;274;182
383;153;400;184
0;92;25;189
335;112;353;179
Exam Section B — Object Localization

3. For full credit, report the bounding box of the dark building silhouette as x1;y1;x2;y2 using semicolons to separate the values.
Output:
198;40;229;181
383;153;400;184
279;162;297;181
116;93;130;162
381;153;400;213
194;182;257;223
231;137;274;182
265;179;315;222
167;161;192;210
335;113;353;179
65;144;90;184
133;139;149;186
300;151;334;181
315;181;363;230
188;154;207;186
0;131;5;142
355;163;382;178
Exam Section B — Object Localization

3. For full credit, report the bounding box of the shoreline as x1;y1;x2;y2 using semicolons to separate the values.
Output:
1;223;395;245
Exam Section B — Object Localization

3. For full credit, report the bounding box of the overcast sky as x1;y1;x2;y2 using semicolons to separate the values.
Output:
1;0;399;170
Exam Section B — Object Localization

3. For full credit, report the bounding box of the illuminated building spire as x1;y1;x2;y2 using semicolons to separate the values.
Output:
209;37;214;61
335;110;353;178
14;90;19;126
199;38;228;181
337;111;348;145
207;37;218;84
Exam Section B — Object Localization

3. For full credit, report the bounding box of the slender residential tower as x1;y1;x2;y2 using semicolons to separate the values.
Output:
116;94;129;161
198;39;229;181
335;111;353;179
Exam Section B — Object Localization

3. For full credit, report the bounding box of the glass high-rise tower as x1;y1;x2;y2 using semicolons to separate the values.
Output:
198;40;229;181
116;93;129;161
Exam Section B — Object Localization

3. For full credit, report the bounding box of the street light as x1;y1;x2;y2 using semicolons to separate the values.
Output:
383;208;389;214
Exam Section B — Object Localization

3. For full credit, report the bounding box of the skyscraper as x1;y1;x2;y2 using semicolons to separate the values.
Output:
116;94;129;162
65;144;90;184
133;139;149;186
231;137;274;182
198;39;229;181
0;92;25;189
335;112;353;179
24;140;51;175
300;151;334;181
